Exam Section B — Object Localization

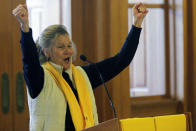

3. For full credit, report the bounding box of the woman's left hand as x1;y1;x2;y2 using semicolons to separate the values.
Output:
132;2;148;28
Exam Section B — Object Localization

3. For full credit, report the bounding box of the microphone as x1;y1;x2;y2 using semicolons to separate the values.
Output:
80;55;92;64
80;54;117;118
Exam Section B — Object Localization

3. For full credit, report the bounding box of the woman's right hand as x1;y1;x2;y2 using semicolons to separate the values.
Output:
132;3;148;28
12;4;29;32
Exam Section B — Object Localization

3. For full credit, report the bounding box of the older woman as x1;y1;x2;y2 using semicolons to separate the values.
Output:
12;3;148;131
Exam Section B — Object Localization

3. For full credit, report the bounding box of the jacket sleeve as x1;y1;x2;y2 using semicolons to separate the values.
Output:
20;28;44;98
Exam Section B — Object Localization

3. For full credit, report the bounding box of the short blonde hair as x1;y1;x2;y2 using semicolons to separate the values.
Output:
35;25;77;64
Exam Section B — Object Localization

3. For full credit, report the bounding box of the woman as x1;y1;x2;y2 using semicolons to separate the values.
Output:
12;3;148;131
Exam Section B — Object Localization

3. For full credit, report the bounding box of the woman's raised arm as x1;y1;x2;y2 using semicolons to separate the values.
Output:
12;4;44;98
12;4;29;32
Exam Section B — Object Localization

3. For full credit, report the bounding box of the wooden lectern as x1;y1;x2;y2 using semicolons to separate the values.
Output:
81;118;121;131
81;112;192;131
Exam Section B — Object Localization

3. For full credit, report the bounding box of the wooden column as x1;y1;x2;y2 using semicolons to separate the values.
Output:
107;0;131;119
191;0;196;130
183;0;196;130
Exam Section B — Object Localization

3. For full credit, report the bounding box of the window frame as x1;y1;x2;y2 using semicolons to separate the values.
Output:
128;1;172;99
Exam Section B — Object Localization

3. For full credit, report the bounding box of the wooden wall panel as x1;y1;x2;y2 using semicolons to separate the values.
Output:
108;0;131;119
12;0;29;130
0;0;29;130
192;0;196;129
183;0;196;130
131;99;182;117
193;0;196;116
72;0;84;66
72;0;131;122
95;0;118;121
94;0;112;121
183;0;194;113
0;0;13;130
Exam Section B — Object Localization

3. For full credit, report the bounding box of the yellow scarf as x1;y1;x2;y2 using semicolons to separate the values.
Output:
43;62;95;131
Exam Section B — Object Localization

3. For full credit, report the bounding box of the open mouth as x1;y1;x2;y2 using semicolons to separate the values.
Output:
64;57;70;63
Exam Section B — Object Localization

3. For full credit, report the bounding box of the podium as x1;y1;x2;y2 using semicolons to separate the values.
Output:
81;118;121;131
82;113;192;131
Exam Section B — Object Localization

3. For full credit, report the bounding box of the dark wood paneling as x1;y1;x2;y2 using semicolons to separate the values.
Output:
11;0;29;131
193;0;196;129
0;0;29;130
183;0;196;130
0;0;13;131
191;0;196;130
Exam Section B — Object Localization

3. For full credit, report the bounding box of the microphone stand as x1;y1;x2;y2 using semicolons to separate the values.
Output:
80;55;117;118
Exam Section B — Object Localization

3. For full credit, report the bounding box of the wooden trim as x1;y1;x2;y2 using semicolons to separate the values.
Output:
81;118;121;131
193;0;196;107
164;0;171;98
183;0;196;129
185;112;193;131
193;0;196;46
183;0;194;112
192;0;196;129
131;99;180;107
128;4;166;8
131;98;183;117
183;0;188;112
131;95;168;101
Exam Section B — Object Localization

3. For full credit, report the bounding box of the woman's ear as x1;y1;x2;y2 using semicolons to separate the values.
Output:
42;48;50;58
